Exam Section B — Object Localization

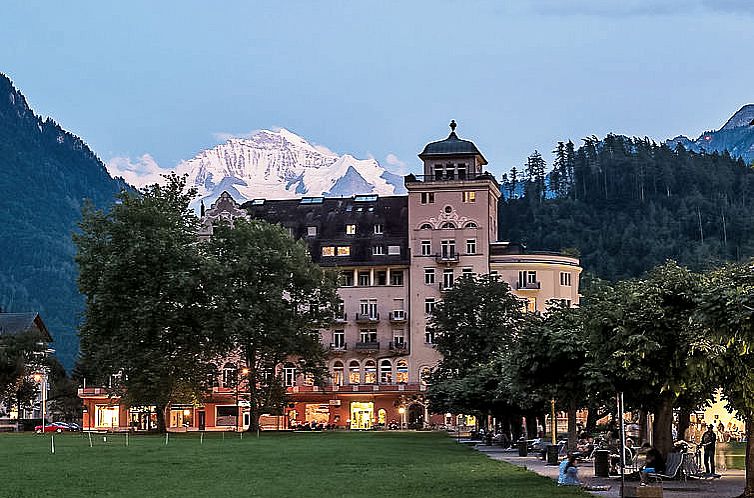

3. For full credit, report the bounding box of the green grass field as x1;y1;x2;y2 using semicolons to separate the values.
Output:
0;431;587;497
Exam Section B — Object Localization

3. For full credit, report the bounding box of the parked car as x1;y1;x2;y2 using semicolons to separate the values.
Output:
34;422;70;433
66;422;82;431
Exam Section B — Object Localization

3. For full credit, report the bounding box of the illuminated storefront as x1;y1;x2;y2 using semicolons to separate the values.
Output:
350;401;374;430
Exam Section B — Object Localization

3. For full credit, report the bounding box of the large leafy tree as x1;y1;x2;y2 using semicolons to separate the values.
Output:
203;219;338;432
0;329;46;417
75;175;216;431
696;261;754;497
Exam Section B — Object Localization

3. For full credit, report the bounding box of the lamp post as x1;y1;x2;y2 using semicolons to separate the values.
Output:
236;367;249;432
398;406;406;429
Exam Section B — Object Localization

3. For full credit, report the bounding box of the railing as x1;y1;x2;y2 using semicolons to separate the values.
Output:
435;253;459;263
516;282;541;290
329;343;347;352
355;313;380;323
404;173;496;183
355;341;380;351
389;342;408;354
389;310;407;322
332;313;347;323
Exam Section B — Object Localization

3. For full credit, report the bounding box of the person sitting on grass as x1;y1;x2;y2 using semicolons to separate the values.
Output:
559;453;612;491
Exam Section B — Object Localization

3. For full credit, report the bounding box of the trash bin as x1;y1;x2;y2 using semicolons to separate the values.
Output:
518;439;528;457
546;444;559;465
594;449;610;477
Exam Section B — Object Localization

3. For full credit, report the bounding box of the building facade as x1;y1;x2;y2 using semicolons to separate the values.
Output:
79;123;581;431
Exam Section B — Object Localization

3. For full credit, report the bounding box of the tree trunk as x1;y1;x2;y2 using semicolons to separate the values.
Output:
156;404;167;432
677;406;691;444
585;404;600;433
652;395;674;457
248;407;261;433
744;419;754;498
511;415;523;441
525;411;538;439
567;400;578;451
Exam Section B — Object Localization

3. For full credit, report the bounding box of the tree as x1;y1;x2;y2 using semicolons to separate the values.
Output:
696;261;754;497
75;174;216;431
203;219;338;432
0;329;46;417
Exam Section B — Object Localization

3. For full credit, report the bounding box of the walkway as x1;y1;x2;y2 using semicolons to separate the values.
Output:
471;444;746;498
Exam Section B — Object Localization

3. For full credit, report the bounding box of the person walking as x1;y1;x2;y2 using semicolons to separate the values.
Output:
701;423;717;475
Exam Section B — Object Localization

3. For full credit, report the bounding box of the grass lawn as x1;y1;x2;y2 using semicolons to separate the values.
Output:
725;441;746;470
0;431;587;497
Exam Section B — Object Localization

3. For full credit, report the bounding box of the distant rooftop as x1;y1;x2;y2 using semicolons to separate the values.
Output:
0;312;52;341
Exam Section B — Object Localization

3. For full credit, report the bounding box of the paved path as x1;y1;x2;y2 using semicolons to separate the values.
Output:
471;444;746;498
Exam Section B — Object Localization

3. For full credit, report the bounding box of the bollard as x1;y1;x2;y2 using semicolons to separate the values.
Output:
125;433;129;447
200;432;204;445
88;431;93;448
165;432;169;446
51;434;55;454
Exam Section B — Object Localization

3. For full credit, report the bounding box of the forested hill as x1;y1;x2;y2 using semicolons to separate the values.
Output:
0;73;126;370
499;135;754;280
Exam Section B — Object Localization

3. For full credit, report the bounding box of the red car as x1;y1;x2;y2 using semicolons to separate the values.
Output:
34;422;70;433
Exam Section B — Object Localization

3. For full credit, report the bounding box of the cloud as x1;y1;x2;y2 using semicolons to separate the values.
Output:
106;154;170;188
385;153;408;175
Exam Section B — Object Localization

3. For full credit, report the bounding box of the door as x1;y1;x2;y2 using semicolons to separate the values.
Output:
350;402;374;430
198;411;206;430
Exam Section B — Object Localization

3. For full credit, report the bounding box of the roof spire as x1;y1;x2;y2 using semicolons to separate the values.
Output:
449;119;457;133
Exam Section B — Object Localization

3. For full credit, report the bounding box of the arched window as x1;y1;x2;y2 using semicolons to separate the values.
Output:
222;363;237;388
364;360;377;384
378;408;387;425
465;221;478;228
419;223;432;230
440;222;455;229
348;360;361;384
332;361;344;386
419;366;432;386
283;363;296;387
396;360;408;383
380;359;393;384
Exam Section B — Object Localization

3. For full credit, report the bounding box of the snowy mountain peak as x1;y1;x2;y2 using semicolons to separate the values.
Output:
164;128;406;209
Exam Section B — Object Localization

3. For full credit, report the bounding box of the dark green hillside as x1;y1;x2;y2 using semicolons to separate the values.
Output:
500;135;754;280
0;73;125;369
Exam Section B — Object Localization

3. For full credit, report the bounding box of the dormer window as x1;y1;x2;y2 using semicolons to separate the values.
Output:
420;223;432;230
440;222;455;229
345;224;356;235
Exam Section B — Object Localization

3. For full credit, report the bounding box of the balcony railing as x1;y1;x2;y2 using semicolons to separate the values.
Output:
404;173;496;183
389;310;407;322
435;253;459;264
389;342;408;354
355;313;380;323
355;341;380;352
516;282;541;290
329;343;347;353
332;313;347;323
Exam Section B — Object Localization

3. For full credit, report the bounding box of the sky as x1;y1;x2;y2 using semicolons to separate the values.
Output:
2;0;754;179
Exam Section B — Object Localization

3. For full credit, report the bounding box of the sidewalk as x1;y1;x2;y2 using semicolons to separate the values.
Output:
472;444;745;498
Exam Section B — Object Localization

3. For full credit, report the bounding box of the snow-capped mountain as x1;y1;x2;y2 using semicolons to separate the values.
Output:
170;129;406;207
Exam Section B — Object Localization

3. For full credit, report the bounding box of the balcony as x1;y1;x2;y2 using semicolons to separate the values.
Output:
355;341;380;352
389;310;407;323
516;282;541;290
435;253;459;264
332;313;348;324
329;343;347;354
355;313;380;324
389;342;409;355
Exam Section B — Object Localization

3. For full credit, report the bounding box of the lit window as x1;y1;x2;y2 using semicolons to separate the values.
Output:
346;224;356;235
421;240;431;255
463;191;476;203
396;360;408;383
373;224;384;234
526;297;537;313
348;360;360;384
560;272;572;286
380;359;392;384
466;239;476;254
387;245;401;255
332;361;344;386
307;226;317;237
421;192;435;204
424;268;435;285
372;246;385;255
321;246;335;257
336;246;350;256
303;374;314;386
424;298;436;315
420;366;431;385
364;360;377;384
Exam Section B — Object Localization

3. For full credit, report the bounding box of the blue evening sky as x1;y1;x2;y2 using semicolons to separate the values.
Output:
2;0;753;178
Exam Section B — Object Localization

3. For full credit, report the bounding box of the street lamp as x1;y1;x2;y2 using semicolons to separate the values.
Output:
398;406;406;429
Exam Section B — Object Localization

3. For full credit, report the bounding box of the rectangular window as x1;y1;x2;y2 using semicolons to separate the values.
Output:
373;224;384;234
441;240;456;258
345;224;356;235
360;299;378;318
518;270;537;287
421;240;431;256
425;328;435;344
420;192;435;204
442;269;454;290
321;246;335;257
462;268;473;279
284;367;296;387
457;164;467;180
390;271;403;286
393;329;405;345
466;239;476;254
424;268;435;285
526;297;537;313
376;271;387;286
372;245;385;255
463;191;476;203
307;226;317;237
387;245;401;255
560;272;572;286
424;298;436;315
336;246;350;256
340;271;354;287
560;298;572;307
358;271;370;286
360;329;377;342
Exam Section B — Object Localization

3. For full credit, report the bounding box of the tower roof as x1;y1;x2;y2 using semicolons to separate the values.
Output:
418;120;487;165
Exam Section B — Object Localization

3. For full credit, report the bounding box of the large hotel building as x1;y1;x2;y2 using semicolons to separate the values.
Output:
79;124;581;432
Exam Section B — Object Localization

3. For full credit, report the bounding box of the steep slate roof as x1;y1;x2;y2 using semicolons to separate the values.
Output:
241;195;409;266
0;312;53;341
